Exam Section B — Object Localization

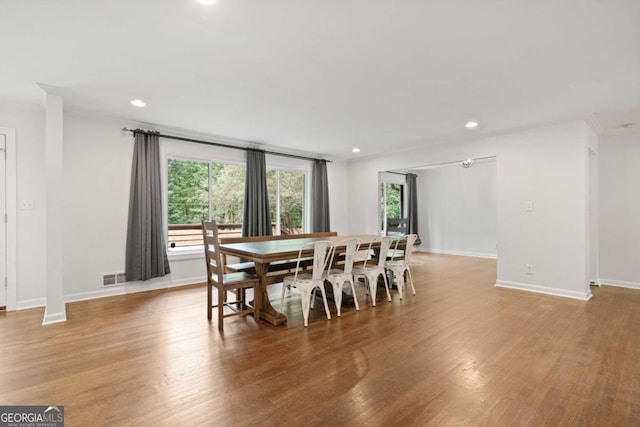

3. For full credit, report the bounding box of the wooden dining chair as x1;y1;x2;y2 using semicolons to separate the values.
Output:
281;240;334;327
386;234;418;299
386;217;408;236
325;238;360;316
202;220;260;331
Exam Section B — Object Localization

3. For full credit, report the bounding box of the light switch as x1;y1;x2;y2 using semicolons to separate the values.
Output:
525;201;534;212
20;200;34;210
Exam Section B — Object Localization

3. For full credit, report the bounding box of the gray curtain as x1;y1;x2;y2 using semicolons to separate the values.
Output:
242;149;273;237
312;159;331;232
406;173;422;245
125;131;171;281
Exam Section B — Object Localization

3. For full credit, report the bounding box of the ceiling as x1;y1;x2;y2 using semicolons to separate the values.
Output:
1;0;639;160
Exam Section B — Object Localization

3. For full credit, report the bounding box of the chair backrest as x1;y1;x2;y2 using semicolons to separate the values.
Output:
386;217;408;236
388;234;418;264
358;236;394;269
378;236;394;267
294;240;334;281
202;220;224;286
330;238;360;275
403;234;418;264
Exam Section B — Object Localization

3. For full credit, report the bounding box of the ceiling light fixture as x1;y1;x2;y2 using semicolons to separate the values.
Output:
461;159;474;168
352;147;361;153
130;99;146;108
465;121;479;129
195;0;217;5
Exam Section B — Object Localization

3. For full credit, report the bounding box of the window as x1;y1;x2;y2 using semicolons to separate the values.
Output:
167;159;245;248
380;182;405;234
167;157;307;249
167;159;209;248
267;169;305;234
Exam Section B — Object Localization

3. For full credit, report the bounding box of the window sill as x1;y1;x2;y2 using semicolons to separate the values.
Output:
167;246;204;261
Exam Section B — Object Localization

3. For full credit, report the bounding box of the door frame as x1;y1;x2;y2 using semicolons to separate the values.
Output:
0;127;17;310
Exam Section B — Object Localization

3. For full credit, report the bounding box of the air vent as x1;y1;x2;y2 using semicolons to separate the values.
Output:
102;272;127;287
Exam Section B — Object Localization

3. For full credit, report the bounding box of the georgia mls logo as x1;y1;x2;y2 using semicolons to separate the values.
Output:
44;406;63;418
0;405;64;427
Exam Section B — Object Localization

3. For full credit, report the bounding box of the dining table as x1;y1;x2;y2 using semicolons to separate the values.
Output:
218;234;382;326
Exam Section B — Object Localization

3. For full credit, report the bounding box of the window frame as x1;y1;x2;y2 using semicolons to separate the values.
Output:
267;167;308;235
378;172;407;235
161;140;311;259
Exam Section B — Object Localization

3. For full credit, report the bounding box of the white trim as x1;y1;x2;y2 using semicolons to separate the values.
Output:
16;297;47;311
495;280;593;301
415;248;497;259
42;310;67;325
599;279;640;290
65;276;206;303
0;127;17;310
167;247;204;261
16;276;206;310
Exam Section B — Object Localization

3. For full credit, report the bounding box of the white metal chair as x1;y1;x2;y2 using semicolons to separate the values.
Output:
352;236;393;306
281;240;334;327
325;238;360;316
386;234;418;299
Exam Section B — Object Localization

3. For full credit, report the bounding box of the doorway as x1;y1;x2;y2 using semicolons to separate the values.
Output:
0;127;16;311
0;133;5;309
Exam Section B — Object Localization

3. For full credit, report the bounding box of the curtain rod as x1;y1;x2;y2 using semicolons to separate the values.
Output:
388;155;496;173
122;128;331;163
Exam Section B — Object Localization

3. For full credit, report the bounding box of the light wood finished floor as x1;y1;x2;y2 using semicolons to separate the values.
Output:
1;253;639;426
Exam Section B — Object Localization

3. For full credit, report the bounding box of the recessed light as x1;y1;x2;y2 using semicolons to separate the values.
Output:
465;121;479;129
195;0;217;5
352;147;361;153
130;99;146;108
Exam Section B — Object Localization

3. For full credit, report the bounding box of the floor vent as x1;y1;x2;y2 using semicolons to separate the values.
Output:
102;272;127;287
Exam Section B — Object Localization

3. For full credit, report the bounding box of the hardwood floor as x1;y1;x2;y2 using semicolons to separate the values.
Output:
1;253;639;426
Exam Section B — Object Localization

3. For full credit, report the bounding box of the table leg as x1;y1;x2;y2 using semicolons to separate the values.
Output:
252;262;287;326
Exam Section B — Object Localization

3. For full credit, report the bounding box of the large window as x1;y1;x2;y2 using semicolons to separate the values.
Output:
267;169;305;235
167;158;306;249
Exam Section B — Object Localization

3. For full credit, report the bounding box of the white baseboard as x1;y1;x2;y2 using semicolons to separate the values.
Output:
495;280;593;301
16;298;47;310
415;248;497;259
15;276;207;310
65;275;206;303
599;279;640;290
42;310;67;325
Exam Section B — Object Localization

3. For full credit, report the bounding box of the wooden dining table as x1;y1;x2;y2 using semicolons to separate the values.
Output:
218;234;381;326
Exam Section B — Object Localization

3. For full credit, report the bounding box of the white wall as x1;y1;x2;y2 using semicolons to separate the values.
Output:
0;103;47;307
0;105;350;308
598;132;640;288
416;159;497;258
348;120;593;300
0;101;595;305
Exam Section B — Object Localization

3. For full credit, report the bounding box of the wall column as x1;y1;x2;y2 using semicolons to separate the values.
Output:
40;84;66;325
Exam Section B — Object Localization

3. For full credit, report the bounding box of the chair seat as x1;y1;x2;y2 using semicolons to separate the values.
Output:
327;268;347;276
218;271;259;287
352;265;383;274
386;260;404;268
283;272;317;283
